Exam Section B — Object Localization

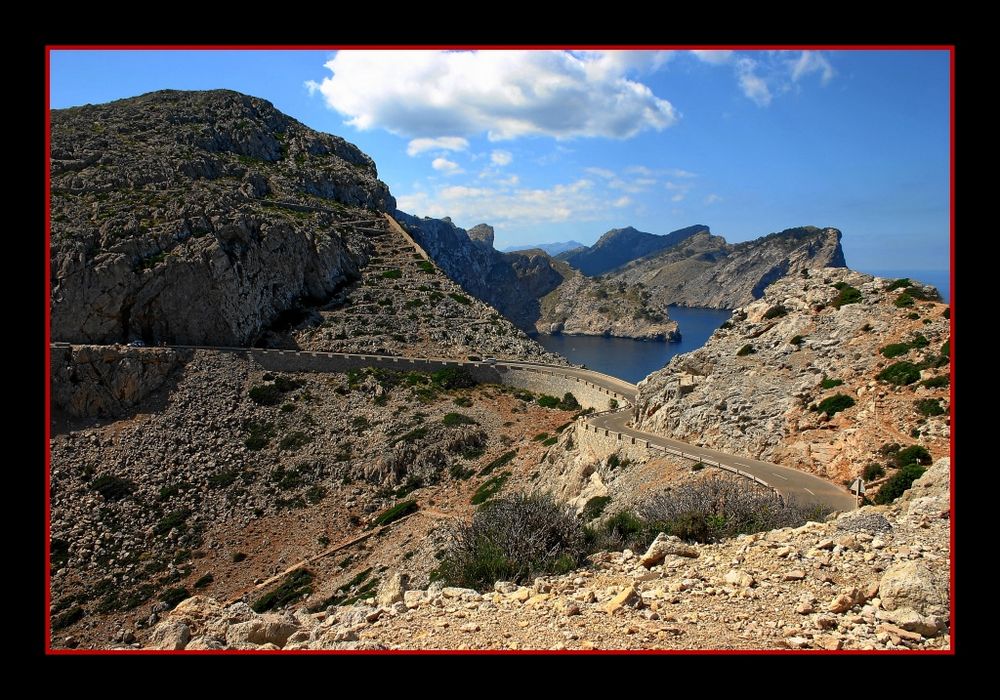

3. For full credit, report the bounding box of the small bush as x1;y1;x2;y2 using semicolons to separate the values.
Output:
431;367;476;389
449;463;476;480
921;375;950;389
915;398;945;417
381;269;402;279
417;260;435;274
898;445;932;466
480;450;516;476
232;552;247;563
609;398;619;409
208;469;240;488
279;431;312;451
736;344;755;357
437;493;588;591
159;587;190;610
249;384;282;406
537;394;560;408
820;377;844;389
193;573;214;589
542;437;558;446
790;335;805;346
814;393;855;416
943;307;950;319
831;286;863;308
894;292;915;308
880;343;911;359
691;462;705;472
863;463;885;481
448;293;472;305
306;485;326;504
907;312;920;320
372;499;418;527
453;396;473;407
860;323;873;332
763;304;787;319
443;412;477;427
582;495;611;521
90;474;135;501
877;361;921;386
533;432;549;441
244;421;275;450
252;569;313;613
874;465;926;505
471;473;509;505
558;392;581;410
887;278;912;291
719;320;734;330
154;508;191;536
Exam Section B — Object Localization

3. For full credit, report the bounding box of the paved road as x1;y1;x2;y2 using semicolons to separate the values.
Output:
52;343;855;511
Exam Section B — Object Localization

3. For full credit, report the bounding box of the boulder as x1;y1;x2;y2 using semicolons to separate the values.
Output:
639;533;699;568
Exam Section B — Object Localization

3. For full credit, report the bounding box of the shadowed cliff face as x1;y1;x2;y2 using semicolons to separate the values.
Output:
558;224;710;276
51;89;395;346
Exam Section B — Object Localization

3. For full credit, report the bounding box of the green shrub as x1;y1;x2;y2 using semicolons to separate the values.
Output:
880;343;911;359
898;445;932;466
453;396;473;407
533;432;549;441
448;293;472;305
537;394;560;408
480;450;516;476
231;552;247;563
820;377;844;389
208;469;239;488
431;367;476;389
449;463;476;480
911;333;930;348
942;307;950;319
279;431;312;451
907;312;920;320
417;260;435;274
558;392;581;410
921;375;950;389
763;304;787;319
244;421;275;450
894;292;915;308
874;465;926;504
790;335;805;346
609;398;619;409
814;393;855;416
442;412;477;427
437;493;588;591
154;508;191;536
736;344;755;357
719;320;734;330
249;384;282;405
691;462;705;472
252;569;313;613
542;437;558;446
90;474;135;501
941;339;950;358
372;499;418;527
887;278;912;291
381;269;402;279
860;323;873;332
305;485;326;504
471;473;509;505
877;361;921;386
159;587;190;610
915;398;945;417
863;463;885;481
193;573;214;589
831;286;863;308
582;495;612;521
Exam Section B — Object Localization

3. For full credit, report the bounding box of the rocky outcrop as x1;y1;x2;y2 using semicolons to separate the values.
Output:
51;344;189;418
609;227;847;310
633;268;949;485
467;223;495;248
559;225;709;276
51;89;394;346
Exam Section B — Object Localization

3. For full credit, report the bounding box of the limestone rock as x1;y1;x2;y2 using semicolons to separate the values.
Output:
879;561;948;616
376;572;409;608
640;532;699;568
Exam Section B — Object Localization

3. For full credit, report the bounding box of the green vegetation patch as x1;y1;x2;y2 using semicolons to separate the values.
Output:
790;335;805;346
736;344;755;357
921;375;949;389
887;278;912;291
279;430;312;451
820;377;844;389
875;465;927;505
813;393;855;416
431;367;477;389
244;421;276;450
880;343;912;359
448;292;472;305
915;398;945;417
90;474;136;501
252;569;314;613
582;495;612;521
372;499;419;527
193;573;214;589
417;260;435;274
877;361;922;386
863;463;886;481
537;394;560;408
480;450;516;476
471;473;510;505
831;285;863;309
154;508;191;536
159;587;190;610
381;269;402;279
442;412;478;427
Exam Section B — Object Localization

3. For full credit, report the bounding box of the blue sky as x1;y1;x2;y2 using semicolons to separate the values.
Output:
50;49;951;274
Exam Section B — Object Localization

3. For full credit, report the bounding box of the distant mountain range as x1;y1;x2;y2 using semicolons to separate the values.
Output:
502;240;586;256
556;224;710;276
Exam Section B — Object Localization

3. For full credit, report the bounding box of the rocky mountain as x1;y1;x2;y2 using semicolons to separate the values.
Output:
608;226;848;310
394;213;675;339
558;225;709;276
503;240;586;256
50;90;554;363
633;268;950;485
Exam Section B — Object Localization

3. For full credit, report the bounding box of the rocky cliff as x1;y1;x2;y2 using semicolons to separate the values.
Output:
558;224;709;276
633;268;950;484
608;226;847;309
51;89;394;346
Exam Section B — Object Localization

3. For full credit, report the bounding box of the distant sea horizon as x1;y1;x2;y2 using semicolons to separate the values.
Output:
861;268;950;304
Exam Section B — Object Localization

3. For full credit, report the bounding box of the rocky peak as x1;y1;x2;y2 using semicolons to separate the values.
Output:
467;223;495;249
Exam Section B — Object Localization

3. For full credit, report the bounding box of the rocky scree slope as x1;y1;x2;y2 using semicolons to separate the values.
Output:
51;89;396;346
634;268;950;486
140;457;951;651
49;349;579;648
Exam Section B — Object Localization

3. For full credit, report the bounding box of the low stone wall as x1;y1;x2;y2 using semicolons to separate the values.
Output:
495;366;626;411
574;420;657;464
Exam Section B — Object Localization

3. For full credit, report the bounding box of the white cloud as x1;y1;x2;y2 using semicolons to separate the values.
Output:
625;165;655;176
665;180;693;202
671;193;686;203
585;166;616;179
613;196;632;208
431;157;462;174
406;136;469;157
309;50;678;140
736;57;772;107
490;150;513;166
790;51;835;85
690;50;733;65
397;178;615;228
704;193;723;205
666;168;697;178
